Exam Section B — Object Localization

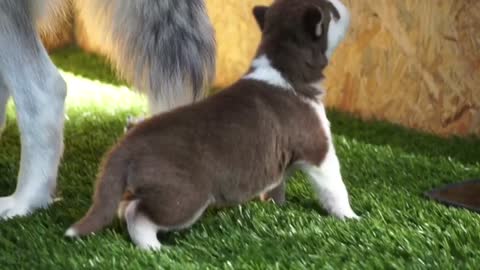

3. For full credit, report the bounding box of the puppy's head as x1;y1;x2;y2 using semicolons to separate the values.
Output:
252;0;350;87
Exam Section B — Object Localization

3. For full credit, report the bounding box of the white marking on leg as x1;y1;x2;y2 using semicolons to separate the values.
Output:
297;101;358;219
125;200;162;251
0;26;66;219
258;179;283;197
326;0;351;59
124;196;213;249
243;55;293;90
298;151;358;220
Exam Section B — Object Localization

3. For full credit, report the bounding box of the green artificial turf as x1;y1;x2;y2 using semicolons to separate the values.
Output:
1;46;480;269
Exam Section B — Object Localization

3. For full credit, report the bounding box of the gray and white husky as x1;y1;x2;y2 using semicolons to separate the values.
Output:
0;0;216;219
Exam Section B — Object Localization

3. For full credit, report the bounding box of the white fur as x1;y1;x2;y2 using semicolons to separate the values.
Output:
309;80;326;99
325;0;351;59
125;200;162;250
124;197;213;250
74;0;215;114
0;14;66;219
0;88;9;137
65;227;78;238
258;178;283;198
296;101;358;219
244;55;293;90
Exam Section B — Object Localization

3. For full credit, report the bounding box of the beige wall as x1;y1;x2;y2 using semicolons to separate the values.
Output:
205;0;273;87
324;0;480;136
41;0;480;136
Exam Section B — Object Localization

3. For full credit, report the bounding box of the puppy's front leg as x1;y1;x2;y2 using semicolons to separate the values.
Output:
0;29;66;219
300;144;359;220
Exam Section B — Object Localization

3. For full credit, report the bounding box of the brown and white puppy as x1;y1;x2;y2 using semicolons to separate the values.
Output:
66;0;357;250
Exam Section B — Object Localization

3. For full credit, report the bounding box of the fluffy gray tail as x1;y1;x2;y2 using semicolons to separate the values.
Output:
74;0;216;114
66;150;129;237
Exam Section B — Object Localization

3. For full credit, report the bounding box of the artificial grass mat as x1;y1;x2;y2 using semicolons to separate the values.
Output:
1;47;480;269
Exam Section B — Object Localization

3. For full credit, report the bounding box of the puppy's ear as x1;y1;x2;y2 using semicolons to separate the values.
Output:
253;6;268;30
303;6;324;40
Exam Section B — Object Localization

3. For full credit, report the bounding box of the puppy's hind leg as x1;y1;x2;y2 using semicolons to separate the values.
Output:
124;200;161;251
123;183;213;250
260;181;286;205
0;10;66;219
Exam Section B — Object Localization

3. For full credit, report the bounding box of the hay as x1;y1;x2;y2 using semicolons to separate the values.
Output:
325;0;480;136
38;0;480;136
210;0;480;135
206;0;273;87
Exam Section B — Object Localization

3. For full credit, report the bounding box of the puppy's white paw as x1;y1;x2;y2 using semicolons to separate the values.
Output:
137;240;162;251
343;211;360;220
0;196;31;220
332;208;360;220
65;227;79;238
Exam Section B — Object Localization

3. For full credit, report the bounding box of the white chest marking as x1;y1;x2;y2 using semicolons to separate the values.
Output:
244;55;293;90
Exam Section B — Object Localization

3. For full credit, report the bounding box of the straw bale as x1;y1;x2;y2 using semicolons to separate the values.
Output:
37;0;480;136
325;0;480;136
206;0;273;87
207;0;480;136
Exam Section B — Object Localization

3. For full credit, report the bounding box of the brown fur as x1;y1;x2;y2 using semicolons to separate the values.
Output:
69;0;345;239
253;0;341;93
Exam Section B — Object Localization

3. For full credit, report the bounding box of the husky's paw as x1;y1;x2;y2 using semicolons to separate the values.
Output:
0;195;52;220
0;196;32;220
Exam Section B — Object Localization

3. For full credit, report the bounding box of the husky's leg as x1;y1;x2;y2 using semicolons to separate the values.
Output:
74;0;216;114
0;2;66;219
0;84;9;138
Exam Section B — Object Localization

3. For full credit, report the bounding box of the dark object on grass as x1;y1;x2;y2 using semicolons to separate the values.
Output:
425;179;480;213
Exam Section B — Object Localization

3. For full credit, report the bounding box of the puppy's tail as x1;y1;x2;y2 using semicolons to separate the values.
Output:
66;148;130;237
